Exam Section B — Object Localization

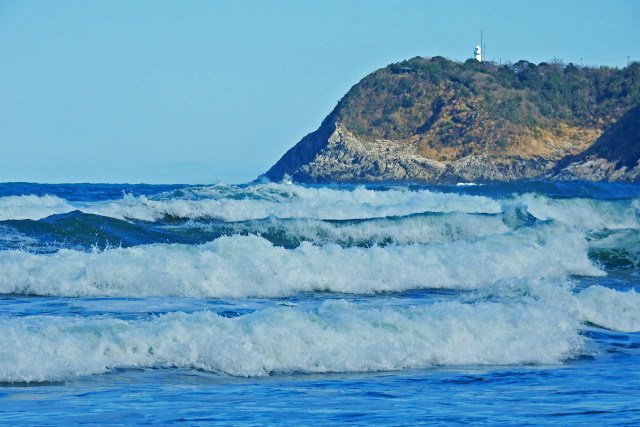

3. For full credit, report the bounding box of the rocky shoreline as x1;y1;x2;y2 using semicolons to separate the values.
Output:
264;119;639;184
264;121;557;184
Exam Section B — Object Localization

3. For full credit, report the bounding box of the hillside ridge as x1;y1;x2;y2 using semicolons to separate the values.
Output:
263;57;640;183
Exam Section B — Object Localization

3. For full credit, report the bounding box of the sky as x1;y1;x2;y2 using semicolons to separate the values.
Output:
1;0;639;184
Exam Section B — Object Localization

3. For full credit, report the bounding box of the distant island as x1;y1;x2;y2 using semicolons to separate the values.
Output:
262;56;640;184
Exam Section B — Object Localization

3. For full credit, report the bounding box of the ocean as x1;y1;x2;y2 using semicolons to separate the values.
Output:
0;181;639;425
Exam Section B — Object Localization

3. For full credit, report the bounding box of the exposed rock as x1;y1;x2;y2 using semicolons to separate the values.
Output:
552;157;640;182
441;154;554;184
291;123;444;183
266;122;555;184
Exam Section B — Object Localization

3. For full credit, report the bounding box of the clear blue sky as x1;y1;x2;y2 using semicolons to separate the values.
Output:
1;0;639;184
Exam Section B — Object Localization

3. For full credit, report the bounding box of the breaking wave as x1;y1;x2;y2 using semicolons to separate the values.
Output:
0;223;602;298
0;299;585;382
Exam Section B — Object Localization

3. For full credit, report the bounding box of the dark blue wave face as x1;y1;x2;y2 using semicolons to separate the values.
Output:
0;211;523;252
1;211;201;252
0;183;192;202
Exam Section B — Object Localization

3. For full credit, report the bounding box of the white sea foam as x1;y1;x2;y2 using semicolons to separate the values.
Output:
3;185;638;234
0;223;602;298
471;279;640;332
0;184;503;222
519;193;640;231
89;184;504;222
0;195;74;221
0;299;584;382
573;286;640;332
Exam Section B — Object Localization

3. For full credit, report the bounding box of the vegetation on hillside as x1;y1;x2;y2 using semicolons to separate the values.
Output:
331;56;640;161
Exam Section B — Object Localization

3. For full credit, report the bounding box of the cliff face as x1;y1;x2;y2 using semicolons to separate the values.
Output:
264;57;640;184
552;104;640;182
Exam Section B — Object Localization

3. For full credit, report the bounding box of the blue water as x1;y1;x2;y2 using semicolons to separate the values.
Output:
1;181;639;424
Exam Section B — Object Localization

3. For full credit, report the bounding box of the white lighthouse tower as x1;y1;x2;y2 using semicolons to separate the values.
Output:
474;45;482;62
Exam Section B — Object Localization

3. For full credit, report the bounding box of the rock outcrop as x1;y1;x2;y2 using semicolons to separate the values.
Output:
267;121;554;184
269;121;443;183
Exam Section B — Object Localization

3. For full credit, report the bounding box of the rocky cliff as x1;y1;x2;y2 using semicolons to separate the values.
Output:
551;104;640;181
263;57;640;184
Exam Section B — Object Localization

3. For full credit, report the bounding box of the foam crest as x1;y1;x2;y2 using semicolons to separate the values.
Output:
3;185;638;232
0;223;602;298
85;183;503;222
573;287;640;332
0;195;74;221
520;193;640;232
0;300;584;382
471;279;640;332
178;211;514;248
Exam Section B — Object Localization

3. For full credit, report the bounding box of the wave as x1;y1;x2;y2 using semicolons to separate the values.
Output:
574;286;640;332
519;193;640;232
0;211;197;253
0;184;504;222
178;211;517;249
0;223;602;298
588;229;640;269
0;225;39;251
91;184;508;223
0;299;584;382
5;202;638;259
0;194;74;221
468;279;640;332
0;208;534;252
2;185;638;236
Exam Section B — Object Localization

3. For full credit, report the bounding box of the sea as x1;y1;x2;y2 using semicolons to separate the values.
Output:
0;180;639;425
